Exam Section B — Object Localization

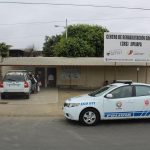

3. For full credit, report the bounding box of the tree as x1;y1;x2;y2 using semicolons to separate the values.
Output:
43;24;109;57
66;24;109;57
0;42;11;62
43;35;61;56
54;37;95;57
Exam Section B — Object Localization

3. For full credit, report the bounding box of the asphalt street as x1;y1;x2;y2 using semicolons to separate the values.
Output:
0;117;150;150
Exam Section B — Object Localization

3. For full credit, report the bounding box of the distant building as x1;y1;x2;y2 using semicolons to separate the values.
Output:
9;49;24;57
9;49;43;57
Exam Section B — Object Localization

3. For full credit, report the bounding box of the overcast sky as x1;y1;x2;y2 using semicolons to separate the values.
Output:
0;0;150;50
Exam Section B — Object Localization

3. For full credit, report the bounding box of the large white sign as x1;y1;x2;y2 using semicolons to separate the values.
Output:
104;32;150;62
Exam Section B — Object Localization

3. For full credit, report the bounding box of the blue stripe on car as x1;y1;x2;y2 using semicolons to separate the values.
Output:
104;111;150;117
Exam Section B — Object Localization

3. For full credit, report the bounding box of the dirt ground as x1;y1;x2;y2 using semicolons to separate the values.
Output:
0;88;92;116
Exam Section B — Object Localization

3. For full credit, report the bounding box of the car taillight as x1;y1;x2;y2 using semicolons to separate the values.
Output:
24;81;29;88
0;82;3;88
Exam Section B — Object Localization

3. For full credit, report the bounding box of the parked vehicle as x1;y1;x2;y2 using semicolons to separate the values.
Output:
0;71;32;99
63;80;150;126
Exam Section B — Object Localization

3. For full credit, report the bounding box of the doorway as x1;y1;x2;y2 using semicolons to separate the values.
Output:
35;67;45;87
47;68;56;87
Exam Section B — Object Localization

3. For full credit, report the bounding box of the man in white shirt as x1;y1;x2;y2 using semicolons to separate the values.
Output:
48;74;54;87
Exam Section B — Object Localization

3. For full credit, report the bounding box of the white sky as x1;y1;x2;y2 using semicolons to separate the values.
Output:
0;0;150;50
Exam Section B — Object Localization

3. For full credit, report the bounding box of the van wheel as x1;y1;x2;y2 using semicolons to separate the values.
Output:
25;93;30;99
79;108;100;126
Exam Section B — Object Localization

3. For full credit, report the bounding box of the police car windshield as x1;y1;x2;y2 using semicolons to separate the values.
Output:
88;85;115;97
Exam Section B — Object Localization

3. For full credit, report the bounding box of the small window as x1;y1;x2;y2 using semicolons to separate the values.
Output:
109;86;133;99
135;85;150;96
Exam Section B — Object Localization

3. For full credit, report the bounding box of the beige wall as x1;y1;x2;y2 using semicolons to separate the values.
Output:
2;65;150;89
57;66;104;88
57;66;150;89
57;66;112;89
116;66;148;83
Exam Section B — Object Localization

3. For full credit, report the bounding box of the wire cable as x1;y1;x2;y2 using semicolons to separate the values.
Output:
0;20;65;26
0;1;150;11
0;17;150;26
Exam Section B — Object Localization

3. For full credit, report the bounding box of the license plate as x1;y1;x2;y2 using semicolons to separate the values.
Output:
7;83;20;87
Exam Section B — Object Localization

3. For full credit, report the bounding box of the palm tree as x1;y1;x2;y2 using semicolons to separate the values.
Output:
0;42;11;62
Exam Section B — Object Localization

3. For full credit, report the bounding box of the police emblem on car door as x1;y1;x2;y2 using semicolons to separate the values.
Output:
103;85;134;119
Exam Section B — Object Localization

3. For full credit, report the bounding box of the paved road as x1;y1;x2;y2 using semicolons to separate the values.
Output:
0;117;150;150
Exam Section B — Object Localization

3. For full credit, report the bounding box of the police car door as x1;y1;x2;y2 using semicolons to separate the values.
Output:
103;85;134;119
132;85;150;118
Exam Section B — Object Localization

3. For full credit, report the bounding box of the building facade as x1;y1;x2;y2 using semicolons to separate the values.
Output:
0;57;149;89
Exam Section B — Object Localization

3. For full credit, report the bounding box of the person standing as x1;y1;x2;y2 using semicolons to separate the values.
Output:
29;73;37;93
48;74;54;87
35;74;41;92
103;80;109;86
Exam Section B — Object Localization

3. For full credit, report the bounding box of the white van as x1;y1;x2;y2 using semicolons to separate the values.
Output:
0;71;32;99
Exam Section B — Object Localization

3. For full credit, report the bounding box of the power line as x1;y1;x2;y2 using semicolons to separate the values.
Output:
71;17;150;22
0;17;150;26
0;20;65;26
0;34;47;40
0;1;150;11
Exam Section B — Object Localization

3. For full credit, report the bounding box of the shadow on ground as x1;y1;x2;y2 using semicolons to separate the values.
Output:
62;118;150;127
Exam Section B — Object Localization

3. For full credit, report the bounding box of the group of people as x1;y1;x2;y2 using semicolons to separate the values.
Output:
29;73;42;93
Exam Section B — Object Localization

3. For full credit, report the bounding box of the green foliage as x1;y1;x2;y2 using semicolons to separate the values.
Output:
67;24;108;57
0;42;11;58
43;24;109;57
43;35;61;56
54;37;95;57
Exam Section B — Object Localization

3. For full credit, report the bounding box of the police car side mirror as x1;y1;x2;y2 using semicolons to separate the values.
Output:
106;94;113;98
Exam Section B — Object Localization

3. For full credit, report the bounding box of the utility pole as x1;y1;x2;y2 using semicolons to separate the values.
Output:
55;18;68;39
65;18;68;39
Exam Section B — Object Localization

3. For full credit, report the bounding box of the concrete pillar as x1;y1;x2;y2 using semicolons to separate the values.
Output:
45;67;47;88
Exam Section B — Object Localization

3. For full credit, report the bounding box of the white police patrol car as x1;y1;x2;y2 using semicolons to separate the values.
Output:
63;81;150;126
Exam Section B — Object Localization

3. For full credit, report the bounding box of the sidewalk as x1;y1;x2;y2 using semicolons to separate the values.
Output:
0;88;90;116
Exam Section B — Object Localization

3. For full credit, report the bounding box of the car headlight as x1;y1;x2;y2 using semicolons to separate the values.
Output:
64;103;80;107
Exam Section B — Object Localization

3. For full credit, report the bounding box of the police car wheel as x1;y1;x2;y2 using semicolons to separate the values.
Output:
80;108;100;126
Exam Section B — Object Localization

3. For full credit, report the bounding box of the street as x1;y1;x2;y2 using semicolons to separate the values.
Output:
0;117;150;150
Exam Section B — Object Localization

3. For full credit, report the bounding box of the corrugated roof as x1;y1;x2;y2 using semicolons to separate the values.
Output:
0;57;148;66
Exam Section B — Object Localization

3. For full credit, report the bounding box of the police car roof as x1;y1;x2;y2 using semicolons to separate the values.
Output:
115;80;132;84
111;82;150;87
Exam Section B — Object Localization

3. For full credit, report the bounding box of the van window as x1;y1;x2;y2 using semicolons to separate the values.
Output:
4;75;25;82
